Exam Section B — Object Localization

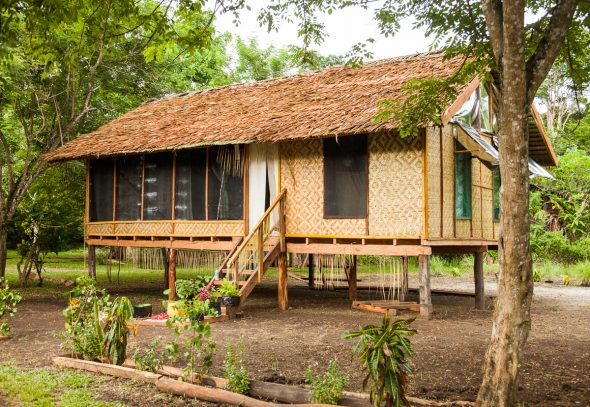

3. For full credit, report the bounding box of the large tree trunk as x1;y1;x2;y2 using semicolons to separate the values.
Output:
0;223;8;280
477;1;534;405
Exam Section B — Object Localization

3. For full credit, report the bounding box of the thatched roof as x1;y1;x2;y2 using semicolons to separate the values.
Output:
44;52;467;162
44;51;556;166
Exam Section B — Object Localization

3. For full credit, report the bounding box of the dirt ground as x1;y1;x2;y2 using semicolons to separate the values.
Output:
1;272;589;406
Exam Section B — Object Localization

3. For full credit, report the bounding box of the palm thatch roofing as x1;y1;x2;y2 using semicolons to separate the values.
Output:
44;52;556;165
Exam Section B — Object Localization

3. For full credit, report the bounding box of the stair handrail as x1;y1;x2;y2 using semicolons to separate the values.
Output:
225;188;287;269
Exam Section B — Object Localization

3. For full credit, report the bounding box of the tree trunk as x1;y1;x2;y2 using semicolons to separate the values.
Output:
0;224;7;280
477;2;534;404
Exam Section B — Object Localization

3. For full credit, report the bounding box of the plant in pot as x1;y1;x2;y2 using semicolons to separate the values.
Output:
219;280;240;307
0;280;22;338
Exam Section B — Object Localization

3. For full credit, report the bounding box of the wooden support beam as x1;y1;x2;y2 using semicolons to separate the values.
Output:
308;254;314;289
474;251;485;310
162;248;169;289
168;249;177;300
400;256;409;301
348;255;357;301
88;245;96;279
418;255;432;319
278;251;288;310
287;243;431;256
85;238;234;251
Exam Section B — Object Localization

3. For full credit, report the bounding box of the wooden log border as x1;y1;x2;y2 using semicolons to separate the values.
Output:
52;356;474;407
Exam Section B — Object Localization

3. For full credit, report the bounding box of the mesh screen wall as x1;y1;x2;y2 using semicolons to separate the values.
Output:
175;149;206;220
89;158;114;222
207;146;244;220
323;136;368;218
143;153;173;220
115;156;142;220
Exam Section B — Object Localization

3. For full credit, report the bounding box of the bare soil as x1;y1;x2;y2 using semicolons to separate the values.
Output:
1;272;589;406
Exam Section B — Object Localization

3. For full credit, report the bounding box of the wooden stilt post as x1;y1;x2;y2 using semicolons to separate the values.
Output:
88;245;96;279
163;248;170;289
400;256;409;301
168;249;177;301
308;254;314;289
474;251;485;310
418;255;432;319
348;255;357;301
278;251;288;310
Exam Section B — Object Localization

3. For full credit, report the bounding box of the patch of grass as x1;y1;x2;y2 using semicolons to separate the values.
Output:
0;364;125;407
533;261;590;284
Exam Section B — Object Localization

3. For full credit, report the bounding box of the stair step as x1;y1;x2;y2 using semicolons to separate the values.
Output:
222;268;258;275
212;280;248;287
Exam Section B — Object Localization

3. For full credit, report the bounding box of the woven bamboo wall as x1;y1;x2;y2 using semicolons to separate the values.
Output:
279;134;423;237
427;127;442;238
368;132;423;236
441;125;456;238
279;139;366;236
432;124;497;241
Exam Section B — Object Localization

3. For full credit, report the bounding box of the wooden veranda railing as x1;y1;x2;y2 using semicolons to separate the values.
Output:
223;189;286;294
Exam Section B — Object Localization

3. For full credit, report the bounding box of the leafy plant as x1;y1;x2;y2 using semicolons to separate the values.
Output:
103;297;135;365
224;341;250;395
342;316;417;407
305;359;348;404
60;277;136;365
132;337;179;373
168;299;217;380
533;270;541;283
60;277;109;360
164;277;210;300
219;280;240;297
0;280;22;336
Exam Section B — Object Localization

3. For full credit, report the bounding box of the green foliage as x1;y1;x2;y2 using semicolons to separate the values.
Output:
342;316;416;407
60;277;135;364
305;359;348;404
60;277;109;361
132;337;179;373
0;279;22;336
224;341;251;395
102;297;135;365
219;279;240;297
167;299;217;380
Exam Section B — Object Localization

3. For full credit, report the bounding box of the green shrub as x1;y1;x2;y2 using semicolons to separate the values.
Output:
342;316;416;407
224;341;250;395
305;359;348;405
0;280;22;336
133;337;179;373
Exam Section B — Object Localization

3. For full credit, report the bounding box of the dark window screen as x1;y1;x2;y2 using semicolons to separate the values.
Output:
323;136;368;218
493;168;501;221
455;141;472;219
89;158;114;222
143;153;173;220
116;156;142;220
207;146;244;220
175;149;206;220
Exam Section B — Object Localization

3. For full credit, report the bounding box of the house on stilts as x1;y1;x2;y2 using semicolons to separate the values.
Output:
44;52;557;318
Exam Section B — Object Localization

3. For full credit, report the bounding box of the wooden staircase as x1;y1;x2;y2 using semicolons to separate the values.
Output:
214;189;287;308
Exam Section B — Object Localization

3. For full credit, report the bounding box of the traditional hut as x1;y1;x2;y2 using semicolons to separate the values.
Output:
44;52;556;318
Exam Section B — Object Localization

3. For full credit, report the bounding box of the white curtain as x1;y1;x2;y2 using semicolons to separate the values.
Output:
248;143;279;231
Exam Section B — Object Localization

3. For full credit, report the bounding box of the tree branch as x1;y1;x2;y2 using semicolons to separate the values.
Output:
526;0;577;102
482;0;504;69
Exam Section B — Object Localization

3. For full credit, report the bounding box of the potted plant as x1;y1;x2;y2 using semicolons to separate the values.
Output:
219;280;241;307
208;289;222;317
